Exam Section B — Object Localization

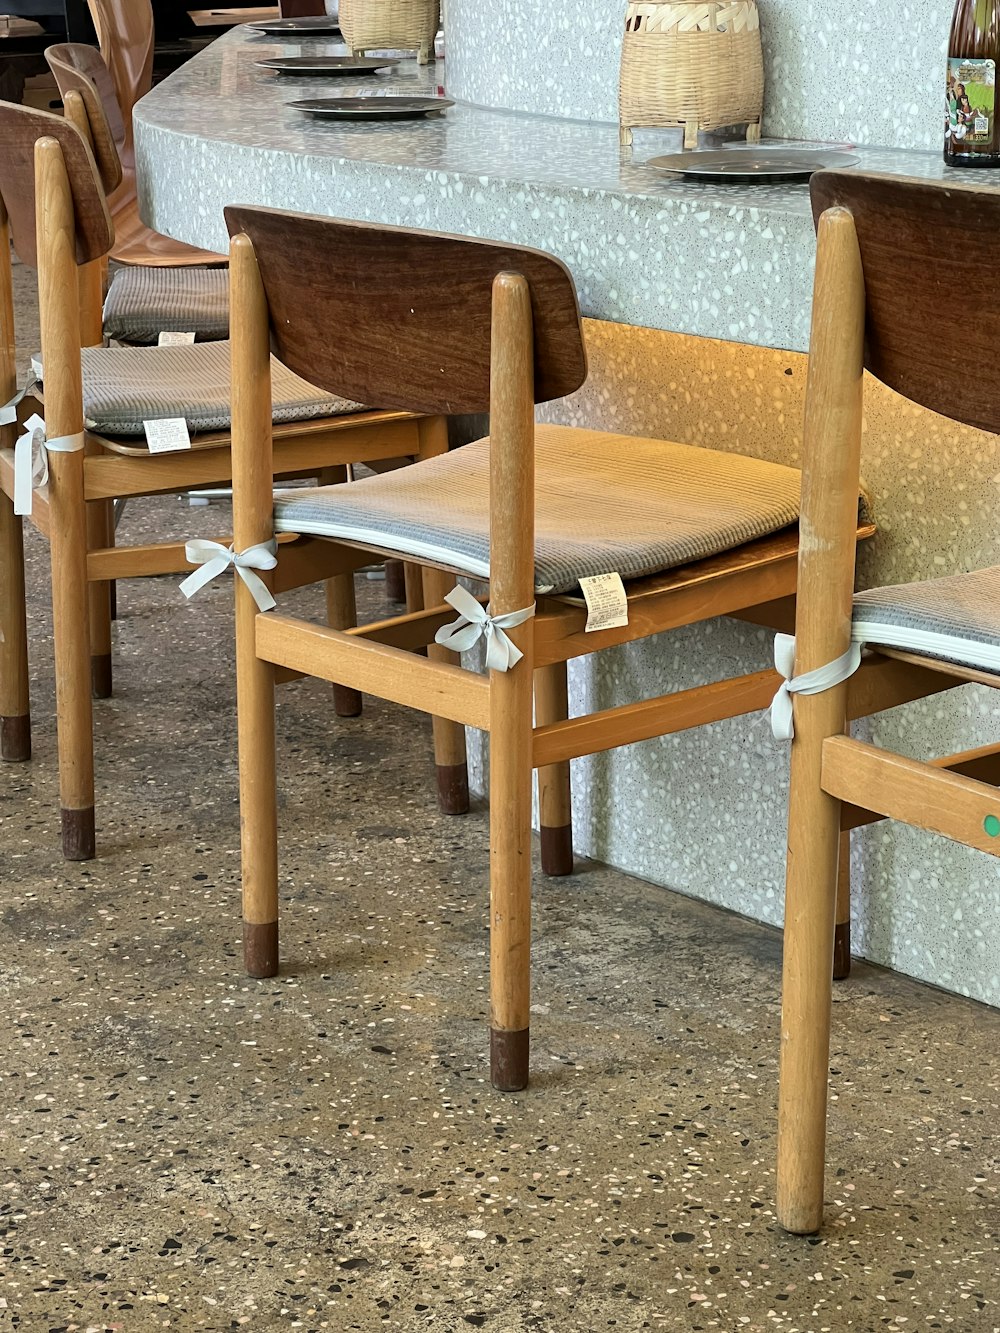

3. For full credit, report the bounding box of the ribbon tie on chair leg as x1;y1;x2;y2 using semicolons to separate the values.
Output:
434;583;536;672
13;413;86;516
770;632;862;741
0;382;31;428
179;538;278;613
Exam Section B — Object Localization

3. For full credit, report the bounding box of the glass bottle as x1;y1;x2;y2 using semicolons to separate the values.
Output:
946;0;1000;166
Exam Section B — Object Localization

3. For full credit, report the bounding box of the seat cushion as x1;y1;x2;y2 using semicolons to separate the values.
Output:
80;340;363;437
273;424;807;594
102;265;230;344
853;567;1000;675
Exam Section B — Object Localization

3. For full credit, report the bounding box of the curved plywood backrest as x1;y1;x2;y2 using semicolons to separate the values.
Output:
86;0;154;156
225;206;587;415
46;44;124;196
0;100;113;269
811;170;1000;437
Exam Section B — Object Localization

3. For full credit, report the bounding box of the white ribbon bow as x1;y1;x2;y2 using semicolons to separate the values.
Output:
13;413;86;516
434;583;535;672
770;631;863;741
179;538;278;613
0;384;29;428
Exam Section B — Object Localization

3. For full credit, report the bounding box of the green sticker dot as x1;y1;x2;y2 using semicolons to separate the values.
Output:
984;815;1000;838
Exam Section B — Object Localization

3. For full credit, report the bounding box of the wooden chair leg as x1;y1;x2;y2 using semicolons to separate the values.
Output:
535;661;573;875
385;559;407;603
422;564;470;815
317;466;361;717
87;495;114;699
0;493;31;761
834;830;851;981
403;561;424;615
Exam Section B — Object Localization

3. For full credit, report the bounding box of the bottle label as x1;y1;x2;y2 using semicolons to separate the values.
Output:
947;58;995;148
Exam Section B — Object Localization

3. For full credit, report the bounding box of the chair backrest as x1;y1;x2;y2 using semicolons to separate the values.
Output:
0;100;113;269
811;170;1000;437
224;207;587;415
86;0;154;149
46;43;125;195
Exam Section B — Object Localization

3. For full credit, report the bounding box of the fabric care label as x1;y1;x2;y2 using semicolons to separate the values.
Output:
579;572;629;632
947;58;995;146
143;417;192;453
157;331;197;346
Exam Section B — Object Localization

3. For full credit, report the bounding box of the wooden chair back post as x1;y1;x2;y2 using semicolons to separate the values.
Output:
47;43;127;191
486;270;537;1091
86;0;154;157
229;230;279;977
61;92;109;348
34;135;96;857
776;203;865;1236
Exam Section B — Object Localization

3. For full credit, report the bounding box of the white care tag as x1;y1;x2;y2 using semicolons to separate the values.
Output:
157;331;196;346
579;572;629;632
143;417;191;453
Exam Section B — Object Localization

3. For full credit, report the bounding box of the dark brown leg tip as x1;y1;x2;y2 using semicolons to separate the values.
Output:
109;580;117;622
91;653;113;700
244;920;279;978
540;824;573;876
62;807;96;861
490;1027;529;1092
436;762;470;815
333;684;363;718
384;559;406;603
1;715;31;762
833;922;851;981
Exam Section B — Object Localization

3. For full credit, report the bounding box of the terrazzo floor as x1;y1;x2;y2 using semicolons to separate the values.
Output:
2;256;999;1331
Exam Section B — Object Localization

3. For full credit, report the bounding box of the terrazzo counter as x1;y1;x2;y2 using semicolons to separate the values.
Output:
135;28;1000;1011
135;27;968;354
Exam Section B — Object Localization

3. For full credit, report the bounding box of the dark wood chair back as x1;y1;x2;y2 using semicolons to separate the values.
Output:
812;170;1000;436
279;0;328;14
0;100;113;269
46;43;125;195
85;0;153;154
224;207;587;415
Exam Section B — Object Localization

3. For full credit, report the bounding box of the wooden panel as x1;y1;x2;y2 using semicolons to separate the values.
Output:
255;614;491;729
532;668;779;768
224;207;587;414
846;651;961;718
344;602;457;651
822;734;1000;855
0;101;112;268
812;170;1000;434
271;537;374;592
840;742;1000;831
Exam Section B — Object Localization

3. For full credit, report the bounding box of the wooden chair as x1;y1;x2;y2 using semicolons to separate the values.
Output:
46;48;230;339
0;101;446;861
74;4;225;268
223;205;876;1092
775;170;1000;1235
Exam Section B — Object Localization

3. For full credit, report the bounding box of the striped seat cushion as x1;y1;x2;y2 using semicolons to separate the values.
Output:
102;265;230;344
79;340;364;437
853;567;1000;676
274;424;809;595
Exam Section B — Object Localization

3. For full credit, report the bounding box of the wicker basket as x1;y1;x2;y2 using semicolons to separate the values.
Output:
619;2;764;148
339;0;441;64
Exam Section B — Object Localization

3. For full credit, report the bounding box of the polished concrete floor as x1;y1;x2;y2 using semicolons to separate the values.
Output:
2;256;999;1331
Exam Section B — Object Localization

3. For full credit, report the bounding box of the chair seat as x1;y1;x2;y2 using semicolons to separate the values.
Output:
273;425;807;594
854;567;1000;677
102;265;230;344
78;339;364;439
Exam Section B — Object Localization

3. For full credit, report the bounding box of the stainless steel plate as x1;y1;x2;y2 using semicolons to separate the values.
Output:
288;96;454;119
645;148;860;181
256;56;398;74
248;16;342;35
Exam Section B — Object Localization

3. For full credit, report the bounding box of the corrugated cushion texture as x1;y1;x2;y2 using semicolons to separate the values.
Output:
274;424;812;594
79;340;364;437
102;265;230;344
854;566;1000;674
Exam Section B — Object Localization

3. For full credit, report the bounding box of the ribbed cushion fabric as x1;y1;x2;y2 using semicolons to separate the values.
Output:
274;425;808;595
79;340;364;437
102;266;230;344
853;567;1000;675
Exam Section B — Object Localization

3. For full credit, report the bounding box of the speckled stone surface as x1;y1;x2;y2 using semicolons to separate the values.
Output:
133;27;977;354
4;256;1000;1331
447;0;949;152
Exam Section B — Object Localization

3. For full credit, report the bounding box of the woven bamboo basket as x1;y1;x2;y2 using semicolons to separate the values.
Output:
339;0;441;64
619;1;764;148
